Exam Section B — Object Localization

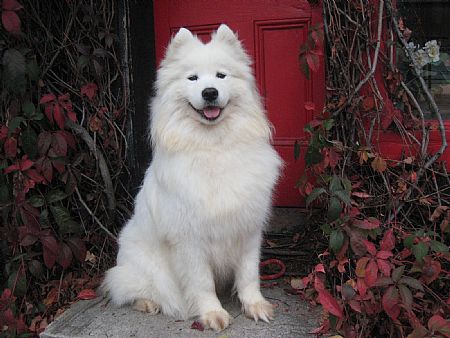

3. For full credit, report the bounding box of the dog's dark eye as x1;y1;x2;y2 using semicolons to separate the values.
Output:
188;75;198;81
216;72;226;79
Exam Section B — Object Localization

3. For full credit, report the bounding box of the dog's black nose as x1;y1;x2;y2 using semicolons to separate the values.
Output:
202;87;218;101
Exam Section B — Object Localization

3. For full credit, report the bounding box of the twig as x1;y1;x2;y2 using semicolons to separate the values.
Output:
75;187;117;241
66;119;117;214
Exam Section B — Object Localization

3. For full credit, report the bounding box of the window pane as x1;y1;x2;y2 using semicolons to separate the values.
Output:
398;0;450;119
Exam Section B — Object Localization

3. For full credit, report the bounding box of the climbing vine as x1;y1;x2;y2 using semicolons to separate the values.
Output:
0;1;131;336
294;0;450;337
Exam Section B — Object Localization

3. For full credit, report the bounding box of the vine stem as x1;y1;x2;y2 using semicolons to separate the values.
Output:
385;0;448;223
66;119;117;215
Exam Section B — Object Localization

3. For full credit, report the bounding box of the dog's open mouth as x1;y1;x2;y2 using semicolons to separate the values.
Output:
191;104;222;121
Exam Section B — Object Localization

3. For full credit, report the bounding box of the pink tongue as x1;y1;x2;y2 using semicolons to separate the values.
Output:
203;107;221;119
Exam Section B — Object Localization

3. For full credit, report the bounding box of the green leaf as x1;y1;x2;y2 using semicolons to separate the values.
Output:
398;284;413;311
50;205;71;227
399;276;424;291
430;240;449;253
46;189;68;203
29;195;45;207
21;127;38;159
22;102;36;117
329;175;343;193
305;145;323;166
28;260;44;278
306;187;326;206
294;140;301;161
323;119;334;131
334;190;352;205
403;235;415;248
412;242;428;262
8;116;26;136
320;223;332;235
77;55;90;70
60;220;82;234
2;48;26;93
26;59;40;81
8;270;26;297
330;229;344;253
342;177;352;193
299;55;310;80
392;266;405;283
327;196;342;221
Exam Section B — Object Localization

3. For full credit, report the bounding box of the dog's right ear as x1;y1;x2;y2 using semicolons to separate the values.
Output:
165;28;194;59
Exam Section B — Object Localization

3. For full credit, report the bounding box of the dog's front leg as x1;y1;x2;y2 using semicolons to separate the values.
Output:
172;243;231;331
235;232;274;323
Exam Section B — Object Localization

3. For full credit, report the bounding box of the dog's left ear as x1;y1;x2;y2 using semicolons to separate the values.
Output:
213;24;239;46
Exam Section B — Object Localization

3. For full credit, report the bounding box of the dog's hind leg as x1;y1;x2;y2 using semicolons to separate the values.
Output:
102;263;186;319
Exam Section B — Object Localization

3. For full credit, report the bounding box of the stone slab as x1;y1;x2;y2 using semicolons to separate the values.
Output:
41;286;319;338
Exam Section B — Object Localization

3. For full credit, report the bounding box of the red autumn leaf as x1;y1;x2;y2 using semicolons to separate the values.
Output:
190;321;204;331
376;251;393;260
428;315;450;337
380;229;395;251
377;258;392;277
57;131;76;150
77;289;97;300
2;0;23;11
348;300;362;313
363;240;377;256
66;238;87;262
51;132;68;157
310;30;322;48
306;52;319;72
315;263;325;273
40;234;59;269
4;137;17;157
421;259;441;284
51;159;65;174
81;83;98;101
42;245;57;269
0;125;7;141
2;10;21;34
39;94;56;105
314;275;326;292
44;104;54;125
53;103;66;129
304;101;315;111
41;157;53;182
382;286;401;321
4;163;19;174
364;259;378;287
354;217;381;230
361;96;375;111
19;156;33;171
317;290;343;318
356;257;370;278
67;110;77;122
56;242;73;269
37;131;52;155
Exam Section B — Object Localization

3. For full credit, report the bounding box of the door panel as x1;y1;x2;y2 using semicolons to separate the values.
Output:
154;1;324;206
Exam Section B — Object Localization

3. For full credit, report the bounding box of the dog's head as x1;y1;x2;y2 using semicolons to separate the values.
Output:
155;24;254;125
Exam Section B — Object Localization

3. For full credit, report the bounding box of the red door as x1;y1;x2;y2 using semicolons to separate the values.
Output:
154;1;324;207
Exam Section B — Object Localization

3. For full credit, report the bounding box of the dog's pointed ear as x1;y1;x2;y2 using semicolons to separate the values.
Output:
213;24;239;45
165;28;194;59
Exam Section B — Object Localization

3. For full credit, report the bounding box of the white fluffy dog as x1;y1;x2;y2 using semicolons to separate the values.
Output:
103;24;282;331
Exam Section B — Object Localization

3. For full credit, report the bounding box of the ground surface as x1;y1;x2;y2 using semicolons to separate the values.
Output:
41;286;320;338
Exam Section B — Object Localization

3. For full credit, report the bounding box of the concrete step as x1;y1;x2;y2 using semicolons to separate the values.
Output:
41;286;320;338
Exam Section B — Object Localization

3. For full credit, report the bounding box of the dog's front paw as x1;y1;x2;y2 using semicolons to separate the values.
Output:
242;299;274;323
132;299;160;315
201;308;231;331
